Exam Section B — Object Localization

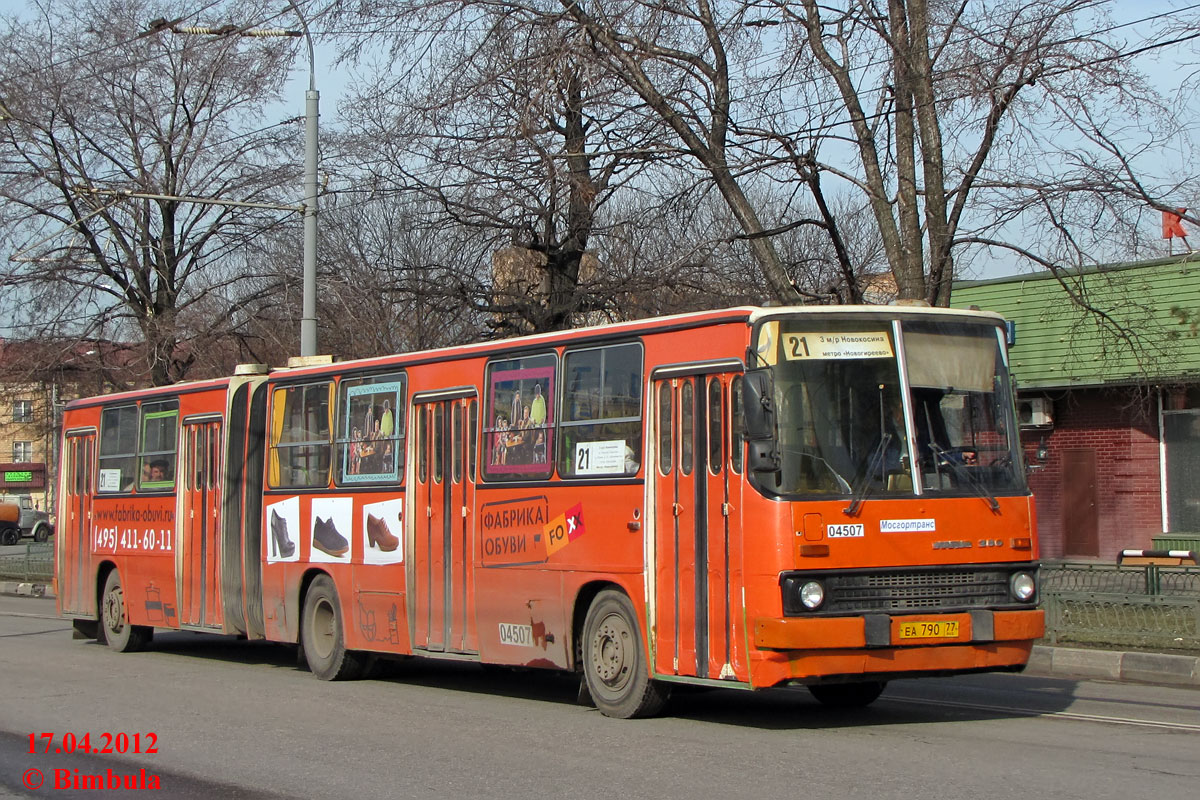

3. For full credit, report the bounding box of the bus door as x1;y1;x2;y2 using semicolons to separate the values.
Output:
179;416;223;629
411;390;478;654
652;360;743;680
60;429;96;616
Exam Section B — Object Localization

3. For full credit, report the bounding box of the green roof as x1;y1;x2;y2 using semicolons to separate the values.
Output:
952;254;1200;389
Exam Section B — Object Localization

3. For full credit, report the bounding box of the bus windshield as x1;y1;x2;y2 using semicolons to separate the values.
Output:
753;317;1025;500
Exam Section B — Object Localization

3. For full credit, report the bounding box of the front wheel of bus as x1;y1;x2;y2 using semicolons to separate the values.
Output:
301;575;365;681
582;589;668;719
100;570;152;653
808;681;887;708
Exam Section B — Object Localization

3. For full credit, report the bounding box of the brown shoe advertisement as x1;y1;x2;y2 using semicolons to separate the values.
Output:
362;498;404;565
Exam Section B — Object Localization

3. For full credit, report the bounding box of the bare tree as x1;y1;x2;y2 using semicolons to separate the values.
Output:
328;4;680;333
312;194;491;356
326;0;1195;309
0;0;301;385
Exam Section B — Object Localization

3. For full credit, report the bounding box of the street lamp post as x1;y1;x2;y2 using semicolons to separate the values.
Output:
166;0;320;356
286;0;320;358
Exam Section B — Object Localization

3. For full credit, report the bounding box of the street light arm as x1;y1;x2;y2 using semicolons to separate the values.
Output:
282;0;316;94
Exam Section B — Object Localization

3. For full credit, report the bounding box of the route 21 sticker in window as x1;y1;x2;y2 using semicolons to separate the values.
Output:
573;440;626;475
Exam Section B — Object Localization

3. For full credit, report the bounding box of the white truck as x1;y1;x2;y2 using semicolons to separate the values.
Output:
0;494;53;545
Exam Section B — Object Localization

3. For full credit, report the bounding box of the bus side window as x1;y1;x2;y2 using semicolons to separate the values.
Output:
482;353;556;481
139;401;178;491
334;372;406;486
98;405;138;493
269;382;333;488
559;342;643;478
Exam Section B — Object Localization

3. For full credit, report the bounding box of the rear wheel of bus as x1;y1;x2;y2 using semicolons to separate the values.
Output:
301;575;365;680
100;570;152;652
807;681;887;708
582;589;668;719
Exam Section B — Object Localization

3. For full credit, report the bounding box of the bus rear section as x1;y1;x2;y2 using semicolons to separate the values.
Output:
56;374;268;648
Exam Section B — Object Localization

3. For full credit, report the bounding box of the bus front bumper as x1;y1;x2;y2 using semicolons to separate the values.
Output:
750;608;1044;687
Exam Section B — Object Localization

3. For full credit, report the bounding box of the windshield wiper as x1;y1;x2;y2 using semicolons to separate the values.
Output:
844;433;890;516
930;442;1000;512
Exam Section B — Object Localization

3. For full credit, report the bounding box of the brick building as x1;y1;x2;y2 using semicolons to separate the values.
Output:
0;380;55;509
0;340;130;515
954;254;1200;559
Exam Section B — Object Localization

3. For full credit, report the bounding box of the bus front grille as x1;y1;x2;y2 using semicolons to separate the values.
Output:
780;565;1034;616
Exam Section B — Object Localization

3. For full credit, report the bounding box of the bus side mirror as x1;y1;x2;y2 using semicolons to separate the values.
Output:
742;369;780;473
742;369;775;438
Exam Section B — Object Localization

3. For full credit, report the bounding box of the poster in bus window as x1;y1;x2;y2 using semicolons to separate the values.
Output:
266;496;300;564
362;498;403;565
487;367;554;473
310;496;353;562
342;382;402;484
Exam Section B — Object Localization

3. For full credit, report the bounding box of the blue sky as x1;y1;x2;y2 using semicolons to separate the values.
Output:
0;0;350;126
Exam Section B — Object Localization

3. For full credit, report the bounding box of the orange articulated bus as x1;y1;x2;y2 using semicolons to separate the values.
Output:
56;306;1042;718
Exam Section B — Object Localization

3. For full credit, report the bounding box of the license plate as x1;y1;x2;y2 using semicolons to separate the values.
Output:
897;620;960;639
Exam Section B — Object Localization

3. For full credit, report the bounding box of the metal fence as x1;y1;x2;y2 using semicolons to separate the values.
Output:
1041;561;1200;652
0;542;54;583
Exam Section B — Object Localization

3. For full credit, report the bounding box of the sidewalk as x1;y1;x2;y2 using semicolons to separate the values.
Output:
2;581;1196;687
1025;644;1199;687
0;580;51;598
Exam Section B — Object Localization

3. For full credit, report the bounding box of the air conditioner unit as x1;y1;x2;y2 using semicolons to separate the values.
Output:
1017;397;1053;428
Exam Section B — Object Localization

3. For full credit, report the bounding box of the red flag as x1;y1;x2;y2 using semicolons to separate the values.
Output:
1162;208;1188;239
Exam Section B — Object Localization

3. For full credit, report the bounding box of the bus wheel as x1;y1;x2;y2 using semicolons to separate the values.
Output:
301;575;365;681
0;526;17;546
582;589;668;719
100;570;152;653
808;681;887;708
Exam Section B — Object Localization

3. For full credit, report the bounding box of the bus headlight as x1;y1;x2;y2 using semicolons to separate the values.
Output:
1010;572;1036;602
799;580;825;610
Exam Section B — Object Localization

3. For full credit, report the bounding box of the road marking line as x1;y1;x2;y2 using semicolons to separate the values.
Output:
889;696;1200;732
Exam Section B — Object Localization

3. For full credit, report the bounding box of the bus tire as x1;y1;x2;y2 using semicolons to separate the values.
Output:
0;526;18;546
301;575;365;681
581;589;668;719
100;570;152;653
807;681;887;708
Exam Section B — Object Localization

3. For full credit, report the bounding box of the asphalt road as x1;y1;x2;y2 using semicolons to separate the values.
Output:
1;595;1197;800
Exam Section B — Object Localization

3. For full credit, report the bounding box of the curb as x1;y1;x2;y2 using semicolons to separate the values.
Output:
0;581;53;599
1027;644;1200;687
